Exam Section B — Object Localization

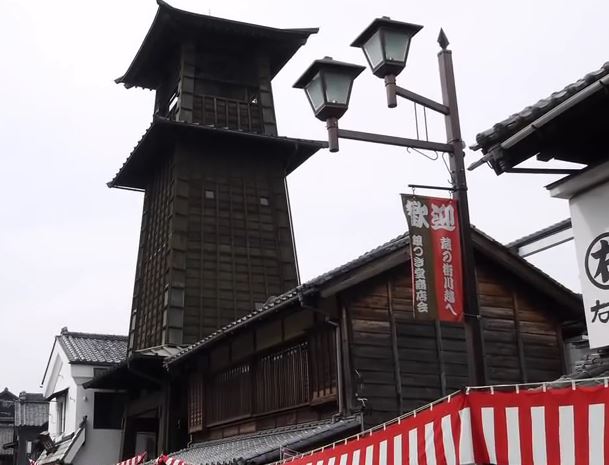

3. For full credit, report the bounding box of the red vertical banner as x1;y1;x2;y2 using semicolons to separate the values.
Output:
401;194;464;322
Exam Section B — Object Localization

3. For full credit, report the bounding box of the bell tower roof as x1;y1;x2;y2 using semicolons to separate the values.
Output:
116;0;319;90
108;117;327;190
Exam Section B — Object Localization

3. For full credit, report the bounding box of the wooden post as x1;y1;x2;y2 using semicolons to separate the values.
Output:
438;42;487;385
387;281;404;415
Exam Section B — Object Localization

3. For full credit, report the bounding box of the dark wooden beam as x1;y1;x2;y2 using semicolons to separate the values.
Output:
512;291;528;383
320;249;408;298
386;281;403;415
434;321;447;396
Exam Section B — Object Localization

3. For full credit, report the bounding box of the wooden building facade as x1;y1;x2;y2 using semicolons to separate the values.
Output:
109;0;323;352
167;228;582;444
96;2;583;461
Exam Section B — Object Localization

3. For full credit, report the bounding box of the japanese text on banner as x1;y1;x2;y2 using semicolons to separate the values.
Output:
401;194;463;322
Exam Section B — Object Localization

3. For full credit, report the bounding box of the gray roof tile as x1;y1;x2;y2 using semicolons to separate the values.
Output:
14;393;48;427
169;226;583;366
167;233;409;365
160;418;360;465
58;328;127;365
37;421;86;465
562;348;609;380
474;61;609;153
506;218;572;250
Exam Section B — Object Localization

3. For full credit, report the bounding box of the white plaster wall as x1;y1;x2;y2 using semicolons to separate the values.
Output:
41;342;122;465
77;424;122;465
42;346;79;439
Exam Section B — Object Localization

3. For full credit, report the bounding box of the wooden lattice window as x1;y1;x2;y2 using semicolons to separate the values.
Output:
187;372;204;433
254;341;310;413
309;326;337;401
206;362;252;424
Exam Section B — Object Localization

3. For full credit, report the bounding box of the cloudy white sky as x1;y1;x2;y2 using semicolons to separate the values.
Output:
1;0;606;393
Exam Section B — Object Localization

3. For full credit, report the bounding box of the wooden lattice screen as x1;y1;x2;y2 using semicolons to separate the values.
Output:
206;362;252;424
254;341;310;413
310;326;337;401
187;372;204;433
188;333;338;428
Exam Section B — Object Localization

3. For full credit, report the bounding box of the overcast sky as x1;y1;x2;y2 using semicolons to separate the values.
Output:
1;0;606;393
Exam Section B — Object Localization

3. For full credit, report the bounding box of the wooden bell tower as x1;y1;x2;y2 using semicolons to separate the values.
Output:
110;0;323;351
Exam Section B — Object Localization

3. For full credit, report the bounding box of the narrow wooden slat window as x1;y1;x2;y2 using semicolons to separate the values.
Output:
206;362;252;424
187;372;204;433
310;326;337;401
254;341;310;414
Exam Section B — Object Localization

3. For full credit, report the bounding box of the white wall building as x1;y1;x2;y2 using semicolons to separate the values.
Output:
37;328;127;465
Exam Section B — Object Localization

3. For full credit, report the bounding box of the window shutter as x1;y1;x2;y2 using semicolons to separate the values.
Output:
309;326;337;401
187;372;204;433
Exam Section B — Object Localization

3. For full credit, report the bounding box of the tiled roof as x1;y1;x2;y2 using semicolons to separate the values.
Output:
37;421;86;465
117;0;318;89
57;328;127;366
156;418;360;465
0;426;14;455
169;226;583;366
108;117;327;189
0;388;17;401
473;61;609;153
135;345;187;358
563;348;609;380
167;233;410;365
15;393;48;427
470;225;579;308
506;218;572;250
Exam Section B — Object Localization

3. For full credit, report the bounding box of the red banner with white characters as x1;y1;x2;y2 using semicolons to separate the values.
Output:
401;194;463;322
277;383;609;465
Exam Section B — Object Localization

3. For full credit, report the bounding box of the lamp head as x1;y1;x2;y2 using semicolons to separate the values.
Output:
351;17;423;78
294;57;365;121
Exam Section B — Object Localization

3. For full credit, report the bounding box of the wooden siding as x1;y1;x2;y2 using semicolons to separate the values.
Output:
176;43;277;136
128;137;300;349
345;253;566;427
184;311;338;439
174;144;298;344
129;156;174;350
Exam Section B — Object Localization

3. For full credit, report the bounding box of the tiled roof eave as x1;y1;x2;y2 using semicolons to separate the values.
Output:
474;61;609;153
108;117;327;190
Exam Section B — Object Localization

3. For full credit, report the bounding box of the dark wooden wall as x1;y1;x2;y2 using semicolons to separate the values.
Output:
183;308;338;441
476;256;564;384
175;42;277;136
342;253;566;428
174;140;299;345
128;136;300;350
129;156;174;350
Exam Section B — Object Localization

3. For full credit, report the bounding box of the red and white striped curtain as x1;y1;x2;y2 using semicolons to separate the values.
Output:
281;383;609;465
116;452;148;465
155;453;191;465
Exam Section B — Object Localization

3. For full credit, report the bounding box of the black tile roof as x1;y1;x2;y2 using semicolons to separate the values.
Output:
108;117;327;190
117;0;318;90
168;226;583;366
37;420;86;465
155;418;360;465
57;328;127;366
473;61;609;153
14;393;48;427
563;348;609;380
167;232;410;365
506;218;572;250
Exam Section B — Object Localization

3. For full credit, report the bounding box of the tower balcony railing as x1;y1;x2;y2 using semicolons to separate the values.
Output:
189;94;264;134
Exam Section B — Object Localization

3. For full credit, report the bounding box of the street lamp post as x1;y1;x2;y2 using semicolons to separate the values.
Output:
294;19;487;385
